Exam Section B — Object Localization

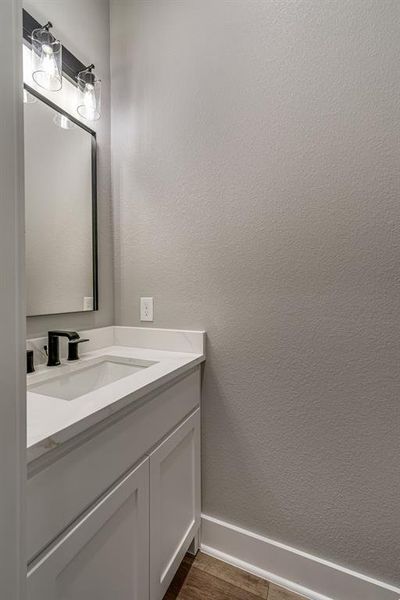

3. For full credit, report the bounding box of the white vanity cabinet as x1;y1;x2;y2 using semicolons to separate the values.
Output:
150;410;200;600
28;458;150;600
27;367;202;600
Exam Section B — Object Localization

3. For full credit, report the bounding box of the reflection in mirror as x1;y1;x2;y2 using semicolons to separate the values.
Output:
24;86;97;317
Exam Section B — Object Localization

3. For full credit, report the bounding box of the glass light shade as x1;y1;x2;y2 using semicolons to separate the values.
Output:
53;112;76;130
31;27;62;92
23;89;37;104
77;69;101;121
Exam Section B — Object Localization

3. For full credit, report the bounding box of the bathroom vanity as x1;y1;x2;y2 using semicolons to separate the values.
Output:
22;15;206;599
26;326;205;600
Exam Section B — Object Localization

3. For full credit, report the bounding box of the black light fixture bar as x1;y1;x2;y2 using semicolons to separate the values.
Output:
23;9;86;84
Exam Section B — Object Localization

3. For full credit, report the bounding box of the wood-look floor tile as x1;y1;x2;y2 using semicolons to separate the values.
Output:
193;552;269;598
163;552;309;600
164;555;196;599
267;583;309;600
173;565;267;600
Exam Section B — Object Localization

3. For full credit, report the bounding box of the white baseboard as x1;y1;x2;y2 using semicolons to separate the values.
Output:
200;514;400;600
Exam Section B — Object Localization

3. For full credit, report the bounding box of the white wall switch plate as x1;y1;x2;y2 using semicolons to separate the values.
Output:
140;297;154;321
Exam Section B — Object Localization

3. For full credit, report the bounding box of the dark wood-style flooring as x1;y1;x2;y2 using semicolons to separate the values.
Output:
163;552;308;600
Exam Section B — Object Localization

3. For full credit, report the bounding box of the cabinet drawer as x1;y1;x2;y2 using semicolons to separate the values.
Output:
28;458;149;600
27;367;200;561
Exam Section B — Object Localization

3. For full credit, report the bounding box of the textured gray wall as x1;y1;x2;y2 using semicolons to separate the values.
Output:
111;0;400;584
25;0;114;337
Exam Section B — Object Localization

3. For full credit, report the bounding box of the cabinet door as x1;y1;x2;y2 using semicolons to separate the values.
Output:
150;409;200;600
28;457;149;600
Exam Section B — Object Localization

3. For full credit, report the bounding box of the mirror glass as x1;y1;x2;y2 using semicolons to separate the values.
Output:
24;87;97;317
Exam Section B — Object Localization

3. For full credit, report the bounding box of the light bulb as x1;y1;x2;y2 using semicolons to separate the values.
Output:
77;67;101;121
82;84;96;121
60;115;69;129
41;45;57;79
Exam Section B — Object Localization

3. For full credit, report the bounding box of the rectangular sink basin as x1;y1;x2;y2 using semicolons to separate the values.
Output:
28;356;156;401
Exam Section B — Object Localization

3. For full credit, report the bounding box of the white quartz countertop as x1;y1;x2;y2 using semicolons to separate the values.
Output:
27;327;205;463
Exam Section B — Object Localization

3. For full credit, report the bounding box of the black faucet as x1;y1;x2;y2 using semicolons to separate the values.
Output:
47;330;80;366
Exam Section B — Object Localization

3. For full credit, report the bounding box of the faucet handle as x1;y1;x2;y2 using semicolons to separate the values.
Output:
67;338;90;361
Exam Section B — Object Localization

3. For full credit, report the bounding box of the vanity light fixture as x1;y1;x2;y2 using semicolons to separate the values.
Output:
31;22;62;92
76;64;101;122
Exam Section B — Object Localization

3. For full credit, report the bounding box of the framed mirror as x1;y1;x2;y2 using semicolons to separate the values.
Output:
24;84;98;317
